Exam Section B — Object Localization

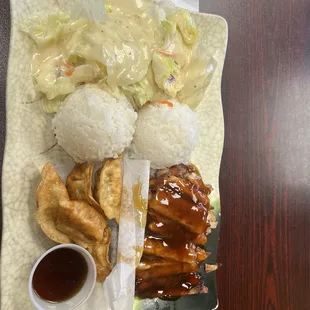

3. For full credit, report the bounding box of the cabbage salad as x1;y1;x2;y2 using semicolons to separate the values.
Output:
21;0;216;113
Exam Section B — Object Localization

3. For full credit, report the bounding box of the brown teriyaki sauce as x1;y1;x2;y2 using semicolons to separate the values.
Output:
32;248;88;303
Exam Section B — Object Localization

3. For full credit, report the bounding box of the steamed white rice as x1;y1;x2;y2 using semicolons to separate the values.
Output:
131;101;200;168
52;85;137;163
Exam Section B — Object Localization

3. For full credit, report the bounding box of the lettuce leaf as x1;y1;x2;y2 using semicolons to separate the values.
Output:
70;60;106;84
121;67;158;110
178;53;217;109
160;20;191;67
42;96;64;113
35;77;75;100
152;51;184;97
21;11;70;47
168;9;198;45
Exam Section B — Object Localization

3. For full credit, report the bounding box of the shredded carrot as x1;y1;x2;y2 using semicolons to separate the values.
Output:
157;49;175;56
156;99;174;107
65;67;75;76
61;60;75;76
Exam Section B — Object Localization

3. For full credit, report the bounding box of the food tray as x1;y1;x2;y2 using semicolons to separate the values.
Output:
1;1;228;309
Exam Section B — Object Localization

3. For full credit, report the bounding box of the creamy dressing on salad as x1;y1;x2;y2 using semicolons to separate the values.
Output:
23;0;213;110
74;11;161;86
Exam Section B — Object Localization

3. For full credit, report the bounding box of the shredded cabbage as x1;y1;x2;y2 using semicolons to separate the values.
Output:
121;67;158;110
35;77;75;100
21;3;211;113
42;96;64;113
178;53;217;109
65;14;154;86
168;9;198;45
21;11;70;47
152;51;184;97
70;60;105;84
160;20;191;67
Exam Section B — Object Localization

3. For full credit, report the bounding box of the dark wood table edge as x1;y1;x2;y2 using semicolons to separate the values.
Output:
0;0;10;257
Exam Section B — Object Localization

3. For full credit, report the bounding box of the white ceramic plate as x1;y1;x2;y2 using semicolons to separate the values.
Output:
1;1;228;309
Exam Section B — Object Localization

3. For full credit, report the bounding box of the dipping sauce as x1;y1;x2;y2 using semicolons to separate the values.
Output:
32;248;88;303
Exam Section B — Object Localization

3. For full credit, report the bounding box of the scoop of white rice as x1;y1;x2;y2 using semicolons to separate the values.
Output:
52;85;137;163
131;101;200;168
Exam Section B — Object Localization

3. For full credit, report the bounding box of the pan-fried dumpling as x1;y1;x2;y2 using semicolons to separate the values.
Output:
36;163;72;244
88;227;112;282
57;200;106;243
66;163;101;212
95;157;122;223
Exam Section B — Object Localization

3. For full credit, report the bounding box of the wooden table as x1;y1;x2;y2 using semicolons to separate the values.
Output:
200;1;310;309
0;0;309;309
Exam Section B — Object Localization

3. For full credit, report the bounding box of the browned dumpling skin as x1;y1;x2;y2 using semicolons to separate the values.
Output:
88;227;112;282
57;200;106;243
56;201;112;282
36;163;72;244
66;163;101;213
95;157;122;223
36;163;112;283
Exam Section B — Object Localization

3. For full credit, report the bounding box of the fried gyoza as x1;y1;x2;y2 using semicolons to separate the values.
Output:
36;163;72;244
95;157;122;223
36;163;112;283
88;227;112;282
66;163;101;213
57;200;106;243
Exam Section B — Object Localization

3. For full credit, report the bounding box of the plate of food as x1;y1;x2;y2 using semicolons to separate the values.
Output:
1;0;228;309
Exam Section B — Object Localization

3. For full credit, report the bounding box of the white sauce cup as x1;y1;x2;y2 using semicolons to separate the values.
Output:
29;244;96;310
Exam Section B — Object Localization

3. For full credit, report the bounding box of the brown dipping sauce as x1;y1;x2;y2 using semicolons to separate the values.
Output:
32;248;88;303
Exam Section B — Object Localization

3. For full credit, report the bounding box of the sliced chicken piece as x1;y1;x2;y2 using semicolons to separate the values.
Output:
192;233;208;246
196;247;211;262
137;258;199;278
143;236;208;263
185;164;213;192
137;163;214;299
147;211;207;245
155;164;191;180
168;164;190;178
148;176;209;234
147;211;184;238
136;273;206;299
187;282;208;295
